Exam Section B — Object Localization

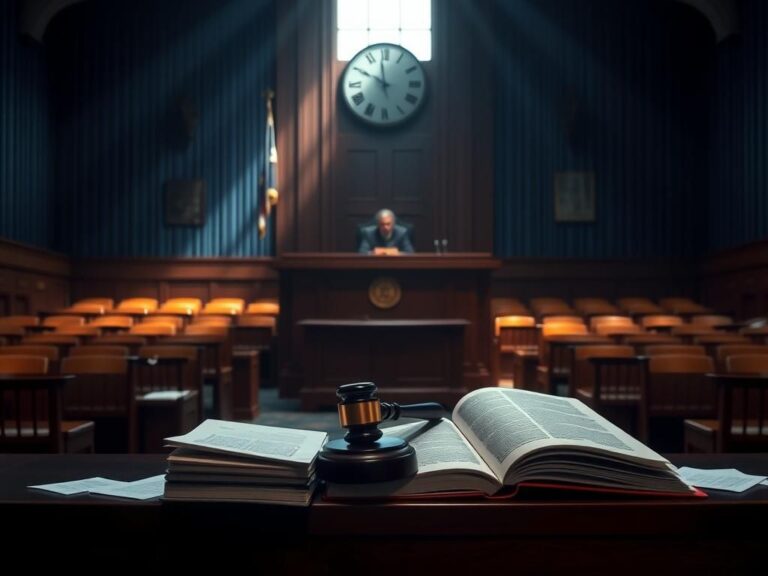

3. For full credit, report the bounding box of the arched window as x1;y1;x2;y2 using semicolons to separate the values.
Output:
337;0;431;61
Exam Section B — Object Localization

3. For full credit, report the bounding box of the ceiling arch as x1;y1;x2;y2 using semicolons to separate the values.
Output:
673;0;738;42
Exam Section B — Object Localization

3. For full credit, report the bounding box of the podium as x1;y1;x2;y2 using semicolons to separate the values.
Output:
276;253;500;408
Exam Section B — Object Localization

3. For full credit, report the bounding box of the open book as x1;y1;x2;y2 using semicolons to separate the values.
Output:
163;419;328;505
326;388;702;499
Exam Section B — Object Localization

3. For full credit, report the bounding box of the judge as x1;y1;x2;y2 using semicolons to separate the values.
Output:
357;209;414;254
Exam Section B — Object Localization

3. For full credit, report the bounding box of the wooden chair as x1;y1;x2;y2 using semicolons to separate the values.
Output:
245;301;280;316
726;354;768;374
715;345;768;372
191;315;233;327
691;315;734;328
537;332;610;395
571;345;645;436
0;355;49;375
115;298;159;315
494;315;537;382
616;298;665;317
684;374;768;452
670;324;721;343
54;325;102;338
642;354;716;451
157;298;203;315
184;324;229;336
130;323;177;337
42;315;85;330
589;316;634;330
133;345;202;452
0;374;94;453
0;346;60;374
60;355;136;453
659;298;712;316
641;315;684;332
142;315;185;330
69;345;130;357
89;315;135;332
0;316;40;331
202;298;245;315
0;326;25;345
644;344;706;357
541;316;584;325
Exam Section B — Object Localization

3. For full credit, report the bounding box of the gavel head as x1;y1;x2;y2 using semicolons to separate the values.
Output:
336;382;383;446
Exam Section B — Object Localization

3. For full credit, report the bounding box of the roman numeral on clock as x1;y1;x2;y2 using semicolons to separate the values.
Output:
352;92;365;106
348;81;362;89
364;103;375;116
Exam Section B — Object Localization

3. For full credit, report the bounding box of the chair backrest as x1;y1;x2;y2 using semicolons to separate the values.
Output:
206;298;245;313
716;345;768;372
54;325;101;337
185;324;229;336
642;354;717;448
644;344;706;357
641;315;684;330
0;375;73;452
246;301;280;316
0;316;40;329
60;355;135;452
709;374;768;452
571;345;637;398
726;354;768;374
690;315;733;327
130;323;177;336
158;298;203;315
142;315;185;329
90;315;135;330
42;315;85;328
542;315;583;325
200;302;242;316
192;315;233;327
136;345;202;395
116;298;159;314
0;345;59;362
69;345;130;357
495;315;537;349
495;315;535;334
0;355;49;375
594;324;644;337
590;316;634;329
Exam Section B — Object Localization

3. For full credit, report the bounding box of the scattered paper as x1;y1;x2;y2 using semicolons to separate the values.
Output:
678;467;767;493
142;390;191;401
87;475;167;500
29;477;128;495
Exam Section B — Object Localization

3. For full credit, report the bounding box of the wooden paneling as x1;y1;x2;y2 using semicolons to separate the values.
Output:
276;0;494;254
702;239;768;319
71;258;278;304
276;253;499;399
492;257;700;303
0;238;70;315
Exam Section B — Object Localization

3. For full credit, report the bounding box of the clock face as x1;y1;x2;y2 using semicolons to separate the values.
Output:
340;43;427;127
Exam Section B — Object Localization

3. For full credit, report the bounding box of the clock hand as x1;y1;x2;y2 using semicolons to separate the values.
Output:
353;66;386;85
379;60;389;98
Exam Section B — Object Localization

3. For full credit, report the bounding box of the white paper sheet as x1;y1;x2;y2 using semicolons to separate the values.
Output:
678;467;767;493
29;477;128;495
87;474;166;500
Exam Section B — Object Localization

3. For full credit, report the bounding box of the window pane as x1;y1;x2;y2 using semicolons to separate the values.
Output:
338;30;369;60
369;0;399;30
401;0;430;29
368;29;400;46
337;0;367;29
400;30;431;61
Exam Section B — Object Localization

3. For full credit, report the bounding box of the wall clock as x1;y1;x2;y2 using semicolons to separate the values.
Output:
340;42;427;128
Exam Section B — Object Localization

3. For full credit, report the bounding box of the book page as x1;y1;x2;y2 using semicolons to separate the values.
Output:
164;419;327;466
326;419;501;498
28;477;127;496
453;388;673;484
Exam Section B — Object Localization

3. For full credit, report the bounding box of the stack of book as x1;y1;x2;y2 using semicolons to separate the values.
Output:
163;419;328;505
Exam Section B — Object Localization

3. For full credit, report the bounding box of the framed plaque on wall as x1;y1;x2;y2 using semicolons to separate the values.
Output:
554;172;595;222
164;179;206;227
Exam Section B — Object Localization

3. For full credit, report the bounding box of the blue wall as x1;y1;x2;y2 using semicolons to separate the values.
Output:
0;0;52;248
47;0;275;257
709;0;768;251
493;0;714;258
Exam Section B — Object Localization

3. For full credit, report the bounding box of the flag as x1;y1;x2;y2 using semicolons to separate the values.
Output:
259;91;278;238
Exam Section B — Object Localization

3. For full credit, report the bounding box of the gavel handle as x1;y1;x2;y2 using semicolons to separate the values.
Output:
381;401;447;422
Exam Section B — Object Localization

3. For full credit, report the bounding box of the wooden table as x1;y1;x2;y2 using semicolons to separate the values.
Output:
1;453;767;572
